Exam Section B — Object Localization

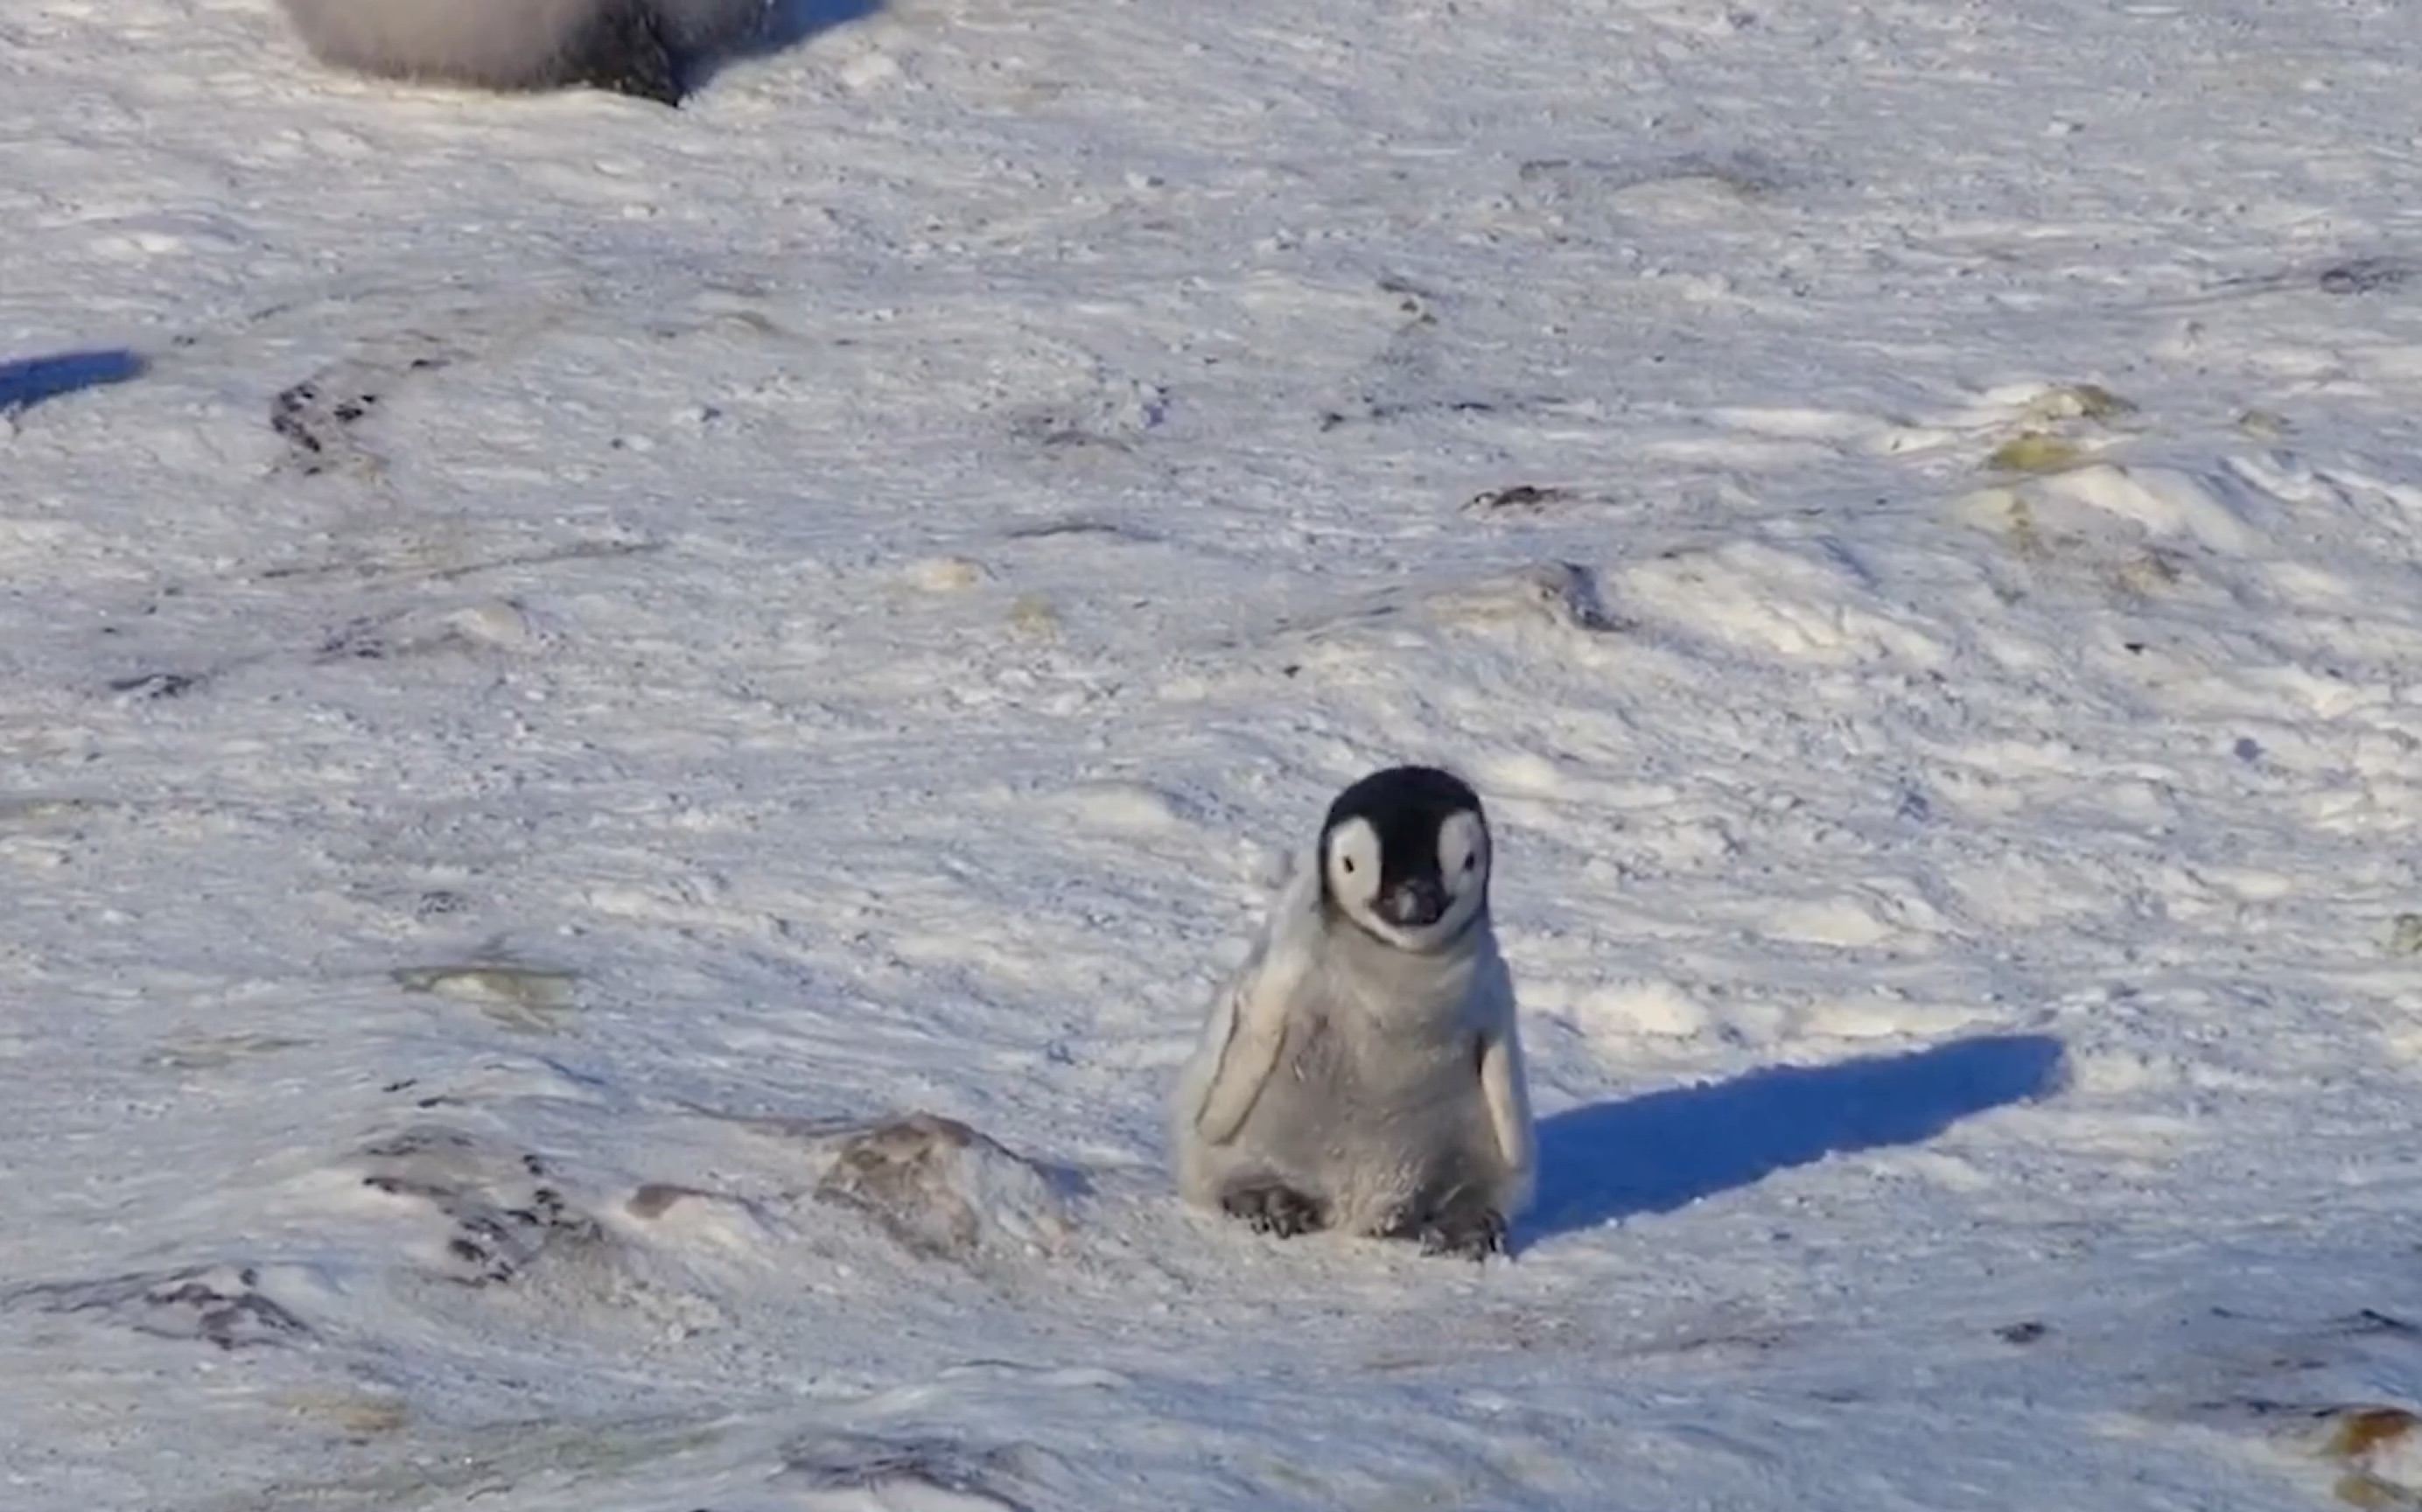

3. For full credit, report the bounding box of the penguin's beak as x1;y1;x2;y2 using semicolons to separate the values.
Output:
1382;878;1447;928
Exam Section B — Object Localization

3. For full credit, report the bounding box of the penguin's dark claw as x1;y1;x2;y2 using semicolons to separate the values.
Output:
1424;1208;1508;1262
1382;1205;1508;1262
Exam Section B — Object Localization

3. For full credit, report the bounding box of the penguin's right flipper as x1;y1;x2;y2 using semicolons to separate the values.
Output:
1187;860;1324;1146
1186;969;1295;1148
563;0;686;107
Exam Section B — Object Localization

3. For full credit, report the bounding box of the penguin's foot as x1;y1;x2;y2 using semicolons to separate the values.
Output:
1383;1204;1508;1262
1221;1181;1327;1239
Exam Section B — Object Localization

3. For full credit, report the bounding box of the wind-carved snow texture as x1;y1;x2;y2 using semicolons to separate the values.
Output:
270;332;461;478
346;1126;604;1287
778;1432;1040;1512
10;0;2422;1508
4;1266;312;1353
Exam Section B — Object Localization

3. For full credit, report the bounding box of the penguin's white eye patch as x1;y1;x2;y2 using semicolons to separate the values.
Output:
1323;818;1382;905
1438;812;1488;894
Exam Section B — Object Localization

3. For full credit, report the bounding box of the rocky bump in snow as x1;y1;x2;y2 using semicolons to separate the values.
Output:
814;1113;1078;1264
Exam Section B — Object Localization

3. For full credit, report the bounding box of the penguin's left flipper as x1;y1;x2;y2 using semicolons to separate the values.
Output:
564;0;687;106
1476;1008;1536;1187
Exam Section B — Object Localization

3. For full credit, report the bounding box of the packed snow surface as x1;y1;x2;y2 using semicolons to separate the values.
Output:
7;0;2422;1508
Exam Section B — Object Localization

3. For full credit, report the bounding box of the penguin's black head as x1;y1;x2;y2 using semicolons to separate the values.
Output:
1317;765;1491;952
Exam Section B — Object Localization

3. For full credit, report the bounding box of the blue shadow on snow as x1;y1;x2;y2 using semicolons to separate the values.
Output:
0;349;147;415
1526;1032;2067;1244
773;0;886;37
693;0;884;84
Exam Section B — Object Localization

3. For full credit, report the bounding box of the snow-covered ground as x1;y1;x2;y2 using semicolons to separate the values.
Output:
7;0;2422;1506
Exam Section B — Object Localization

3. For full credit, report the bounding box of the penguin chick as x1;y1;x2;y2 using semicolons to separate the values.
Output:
1170;766;1536;1260
277;0;773;107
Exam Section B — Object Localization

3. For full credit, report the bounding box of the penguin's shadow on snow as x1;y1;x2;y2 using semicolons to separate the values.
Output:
691;0;883;89
1524;1032;2066;1246
767;0;885;45
0;349;146;415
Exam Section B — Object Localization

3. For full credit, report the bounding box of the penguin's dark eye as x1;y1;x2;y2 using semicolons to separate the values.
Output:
1461;851;1478;873
1340;856;1357;874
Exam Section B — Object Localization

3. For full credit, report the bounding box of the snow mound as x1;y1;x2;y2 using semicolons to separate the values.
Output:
336;1123;606;1287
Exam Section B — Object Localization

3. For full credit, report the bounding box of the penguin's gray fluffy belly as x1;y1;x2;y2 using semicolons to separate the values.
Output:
1184;926;1516;1239
1244;992;1505;1234
277;0;771;104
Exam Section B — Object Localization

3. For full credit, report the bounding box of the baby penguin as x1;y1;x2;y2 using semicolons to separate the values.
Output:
276;0;772;106
1170;766;1536;1260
